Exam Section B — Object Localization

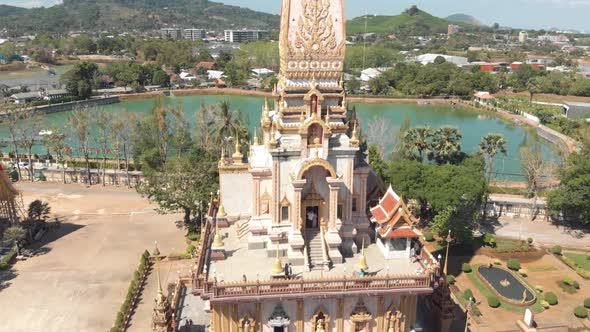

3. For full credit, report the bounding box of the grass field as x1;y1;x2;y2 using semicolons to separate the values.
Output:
564;253;590;271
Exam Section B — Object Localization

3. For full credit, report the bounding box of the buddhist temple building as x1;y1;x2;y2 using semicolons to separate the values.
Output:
191;1;454;331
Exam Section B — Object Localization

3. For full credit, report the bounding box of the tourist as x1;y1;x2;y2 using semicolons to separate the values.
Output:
284;263;290;279
358;269;365;277
242;274;247;282
288;263;293;278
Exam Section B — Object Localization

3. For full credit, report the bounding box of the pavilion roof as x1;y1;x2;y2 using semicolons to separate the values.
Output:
370;185;419;238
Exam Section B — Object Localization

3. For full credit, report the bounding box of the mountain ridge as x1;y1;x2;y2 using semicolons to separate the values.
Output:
446;13;483;26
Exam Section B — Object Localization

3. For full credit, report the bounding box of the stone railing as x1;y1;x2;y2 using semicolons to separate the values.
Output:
194;273;432;302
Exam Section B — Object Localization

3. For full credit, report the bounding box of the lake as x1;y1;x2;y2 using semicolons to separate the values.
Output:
0;94;560;181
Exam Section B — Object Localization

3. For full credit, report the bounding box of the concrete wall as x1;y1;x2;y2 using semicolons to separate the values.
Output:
33;96;120;114
220;171;252;217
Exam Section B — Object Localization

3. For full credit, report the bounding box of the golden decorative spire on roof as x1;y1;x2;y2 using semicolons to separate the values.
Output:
232;133;243;164
271;244;283;275
155;257;165;306
253;129;259;146
216;195;227;218
350;121;359;147
269;120;278;148
356;238;369;271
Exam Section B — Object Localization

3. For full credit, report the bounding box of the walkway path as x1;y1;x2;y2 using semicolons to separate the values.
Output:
0;183;186;332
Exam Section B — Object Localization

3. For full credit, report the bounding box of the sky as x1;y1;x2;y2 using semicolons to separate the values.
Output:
1;0;589;32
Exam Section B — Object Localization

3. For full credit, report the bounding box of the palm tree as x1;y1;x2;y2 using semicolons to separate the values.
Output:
479;133;508;185
213;100;249;154
403;126;433;162
431;126;462;164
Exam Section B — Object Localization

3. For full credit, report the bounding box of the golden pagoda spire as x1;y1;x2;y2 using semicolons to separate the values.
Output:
253;129;259;146
155;257;165;306
269;120;278;148
232;133;243;164
325;105;331;125
261;98;270;128
219;146;225;165
271;244;283;275
350;121;360;147
216;195;226;218
356;238;368;271
212;219;224;248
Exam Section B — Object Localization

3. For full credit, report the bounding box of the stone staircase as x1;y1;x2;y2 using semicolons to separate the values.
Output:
305;229;325;270
236;220;250;240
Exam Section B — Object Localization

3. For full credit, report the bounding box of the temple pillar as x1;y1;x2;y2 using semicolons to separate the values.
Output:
252;176;261;217
272;159;280;224
297;300;304;332
377;296;385;332
325;178;343;264
232;303;239;332
256;302;262;332
337;298;344;332
289;180;306;266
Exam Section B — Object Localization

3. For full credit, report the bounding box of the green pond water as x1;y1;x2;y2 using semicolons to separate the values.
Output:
0;94;561;181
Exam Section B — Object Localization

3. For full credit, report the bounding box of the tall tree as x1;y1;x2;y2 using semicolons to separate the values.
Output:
403;126;433;162
479;133;507;185
61;61;98;99
366;117;394;157
520;146;551;220
430;126;462;165
4;103;25;180
69;106;94;186
548;152;590;225
17;110;43;181
43;126;70;184
95;110;112;186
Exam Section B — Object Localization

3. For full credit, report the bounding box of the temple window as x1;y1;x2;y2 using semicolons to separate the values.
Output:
280;196;291;223
352;197;358;212
311;94;319;116
337;204;343;220
260;190;272;215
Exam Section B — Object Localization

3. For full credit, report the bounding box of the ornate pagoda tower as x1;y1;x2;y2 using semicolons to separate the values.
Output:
219;0;373;267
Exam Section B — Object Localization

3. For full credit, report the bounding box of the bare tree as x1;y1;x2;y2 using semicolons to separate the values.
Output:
366;117;395;157
69;106;94;186
520;146;552;220
3;102;27;180
43;125;69;184
113;111;137;188
16;110;43;181
95;110;112;187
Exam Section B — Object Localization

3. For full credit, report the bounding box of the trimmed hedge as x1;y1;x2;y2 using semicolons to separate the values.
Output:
483;233;496;247
507;259;521;271
462;263;472;273
0;248;17;270
487;296;501;308
585;297;590;309
187;232;200;241
110;250;150;332
574;306;588;318
545;292;558;305
446;275;455;284
186;244;196;255
551;245;562;255
558;255;590;279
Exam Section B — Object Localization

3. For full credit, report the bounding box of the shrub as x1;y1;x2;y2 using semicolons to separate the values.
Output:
462;263;472;273
527;237;533;244
187;232;200;241
551;245;562;255
573;281;580;289
519;269;528;277
540;300;550;309
507;259;521;271
545;292;558;305
563;277;574;285
186;244;196;254
0;248;16;271
471;305;481;316
535;285;544;293
585;298;590;309
463;289;475;302
424;231;434;242
446;275;455;284
574;306;588;318
492;258;502;265
487;296;501;308
483;233;496;246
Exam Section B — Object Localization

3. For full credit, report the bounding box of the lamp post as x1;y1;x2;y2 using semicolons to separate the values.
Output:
443;230;452;275
464;297;473;332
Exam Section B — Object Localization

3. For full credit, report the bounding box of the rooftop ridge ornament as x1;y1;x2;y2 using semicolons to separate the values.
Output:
350;121;359;147
232;133;243;164
356;238;368;271
253;129;259;146
271;244;283;275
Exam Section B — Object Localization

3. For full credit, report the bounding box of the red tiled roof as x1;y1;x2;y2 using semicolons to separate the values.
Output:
196;61;217;70
382;227;420;239
370;185;401;225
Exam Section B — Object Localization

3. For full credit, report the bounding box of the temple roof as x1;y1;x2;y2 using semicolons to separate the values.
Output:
370;185;419;239
369;185;401;225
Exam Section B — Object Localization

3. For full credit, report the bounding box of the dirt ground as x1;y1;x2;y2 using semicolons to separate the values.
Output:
0;182;187;332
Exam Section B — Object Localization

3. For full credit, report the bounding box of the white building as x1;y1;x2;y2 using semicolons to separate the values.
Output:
360;68;383;82
251;68;275;78
184;28;207;41
518;31;528;43
160;28;182;39
224;29;269;43
414;53;469;67
206;70;224;80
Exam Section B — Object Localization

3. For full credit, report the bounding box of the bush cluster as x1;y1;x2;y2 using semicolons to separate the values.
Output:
0;248;17;270
446;275;455;284
186;244;196;255
110;250;150;332
527;237;533;244
551;245;562;255
463;289;475;302
585;298;590;309
423;231;434;242
186;232;200;241
545;292;558;305
507;259;521;271
462;263;472;273
487;296;501;308
574;306;588;319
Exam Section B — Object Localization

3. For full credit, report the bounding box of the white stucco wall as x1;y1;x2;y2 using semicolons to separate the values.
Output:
220;172;252;216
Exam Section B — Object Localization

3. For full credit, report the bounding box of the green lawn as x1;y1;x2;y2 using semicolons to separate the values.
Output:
493;239;533;253
564;253;590;271
465;265;544;314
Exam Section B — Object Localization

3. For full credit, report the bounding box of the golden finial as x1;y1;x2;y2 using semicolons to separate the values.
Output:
155;257;165;305
219;146;225;165
271;244;283;275
232;133;243;164
350;121;360;147
269;121;278;147
216;196;227;218
356;238;369;271
253;129;259;146
325;106;331;124
310;74;317;89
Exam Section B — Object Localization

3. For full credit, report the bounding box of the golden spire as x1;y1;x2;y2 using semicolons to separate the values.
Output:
325;105;331;125
232;133;243;164
350;121;360;147
216;195;227;218
261;98;270;128
155;257;165;306
253;129;259;146
219;146;225;165
356;238;369;271
271;244;283;275
269;120;278;148
212;220;224;248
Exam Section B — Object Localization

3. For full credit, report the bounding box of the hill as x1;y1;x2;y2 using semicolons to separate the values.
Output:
0;0;279;36
347;6;455;36
446;14;482;26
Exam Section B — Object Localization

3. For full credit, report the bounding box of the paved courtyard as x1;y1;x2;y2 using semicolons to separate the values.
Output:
0;183;186;332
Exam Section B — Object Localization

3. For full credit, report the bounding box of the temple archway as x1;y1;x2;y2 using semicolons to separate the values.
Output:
385;304;405;332
311;306;331;332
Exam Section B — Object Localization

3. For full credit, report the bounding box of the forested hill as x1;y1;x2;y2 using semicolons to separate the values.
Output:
0;0;280;36
347;6;478;36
